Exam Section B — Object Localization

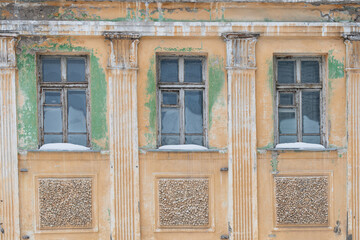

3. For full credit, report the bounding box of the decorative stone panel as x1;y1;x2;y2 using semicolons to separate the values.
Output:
38;177;93;229
274;176;329;225
158;178;209;227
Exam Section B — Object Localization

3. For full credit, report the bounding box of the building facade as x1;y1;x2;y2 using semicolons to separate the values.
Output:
0;0;360;239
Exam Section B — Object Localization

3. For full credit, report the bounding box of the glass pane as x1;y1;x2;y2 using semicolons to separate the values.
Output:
42;58;61;82
68;134;87;146
279;135;297;144
279;92;294;105
185;135;203;145
44;134;62;144
162;92;178;105
45;91;61;104
160;59;178;82
161;108;179;134
185;91;203;134
303;135;321;144
44;106;62;133
67;58;86;82
68;90;87;133
278;61;295;84
301;61;319;83
302;91;320;134
279;108;296;134
184;59;202;83
161;135;180;145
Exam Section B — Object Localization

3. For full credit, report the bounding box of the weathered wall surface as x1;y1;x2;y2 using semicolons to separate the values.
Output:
16;36;109;150
1;1;360;23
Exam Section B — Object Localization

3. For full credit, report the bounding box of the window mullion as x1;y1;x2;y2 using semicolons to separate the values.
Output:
180;89;185;144
63;88;68;143
298;90;303;142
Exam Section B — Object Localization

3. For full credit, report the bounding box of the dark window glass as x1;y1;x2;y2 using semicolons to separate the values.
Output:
67;58;86;82
45;91;61;104
184;59;202;83
68;90;87;133
279;135;297;144
302;135;321;144
185;91;203;134
279;108;296;134
301;61;320;83
161;135;180;145
278;61;295;84
162;92;178;105
185;135;203;145
302;91;320;134
68;134;87;146
44;106;62;133
161;108;179;134
42;58;61;82
160;59;178;82
279;92;294;106
44;134;63;144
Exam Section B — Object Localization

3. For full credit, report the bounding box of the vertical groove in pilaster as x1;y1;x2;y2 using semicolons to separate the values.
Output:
223;33;258;240
345;38;360;240
106;34;140;240
0;37;20;240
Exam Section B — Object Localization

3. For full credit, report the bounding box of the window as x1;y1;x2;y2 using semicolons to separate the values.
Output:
157;55;207;146
38;55;90;147
275;56;324;145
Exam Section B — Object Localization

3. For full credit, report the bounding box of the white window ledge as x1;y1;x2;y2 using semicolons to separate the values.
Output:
38;143;91;152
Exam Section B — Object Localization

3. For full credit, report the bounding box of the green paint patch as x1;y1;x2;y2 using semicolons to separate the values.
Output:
16;38;108;150
144;56;157;148
258;142;274;150
271;153;279;173
208;56;225;128
328;50;344;79
154;46;203;52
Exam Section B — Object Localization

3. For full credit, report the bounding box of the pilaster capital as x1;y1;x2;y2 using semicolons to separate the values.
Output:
0;33;18;68
222;32;259;70
104;32;140;69
343;33;360;70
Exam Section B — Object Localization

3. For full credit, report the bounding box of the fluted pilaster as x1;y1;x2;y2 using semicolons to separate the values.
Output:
223;33;258;240
105;32;140;240
345;34;360;240
0;36;20;240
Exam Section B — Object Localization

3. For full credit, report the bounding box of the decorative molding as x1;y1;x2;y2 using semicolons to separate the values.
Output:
346;34;360;240
38;178;93;230
107;34;140;240
0;36;20;240
157;178;210;228
274;176;329;226
1;20;360;37
226;33;258;240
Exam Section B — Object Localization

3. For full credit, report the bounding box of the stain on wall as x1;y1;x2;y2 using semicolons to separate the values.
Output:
16;37;108;150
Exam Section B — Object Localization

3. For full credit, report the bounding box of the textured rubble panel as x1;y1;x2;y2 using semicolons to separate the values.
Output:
274;176;329;225
38;177;93;229
158;178;209;227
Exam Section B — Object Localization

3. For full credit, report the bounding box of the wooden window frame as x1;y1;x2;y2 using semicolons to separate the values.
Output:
274;56;326;146
156;54;208;147
37;55;91;147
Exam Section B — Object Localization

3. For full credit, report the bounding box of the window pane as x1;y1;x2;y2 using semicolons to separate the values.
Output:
279;92;294;105
185;91;203;134
303;135;321;144
302;91;320;134
185;135;203;145
68;90;87;133
160;59;178;82
68;134;87;146
162;91;178;105
301;61;319;83
44;106;62;133
161;108;179;134
67;58;86;82
44;134;62;144
45;91;61;104
161;135;180;145
279;135;297;144
278;61;295;84
42;58;61;82
279;108;296;134
184;59;202;83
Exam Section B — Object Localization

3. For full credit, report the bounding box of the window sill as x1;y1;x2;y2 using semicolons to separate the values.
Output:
258;147;343;152
140;148;227;153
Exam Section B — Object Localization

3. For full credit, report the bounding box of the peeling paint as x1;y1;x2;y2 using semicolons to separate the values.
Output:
328;50;344;79
16;37;108;150
144;56;157;148
271;152;279;173
208;56;225;129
